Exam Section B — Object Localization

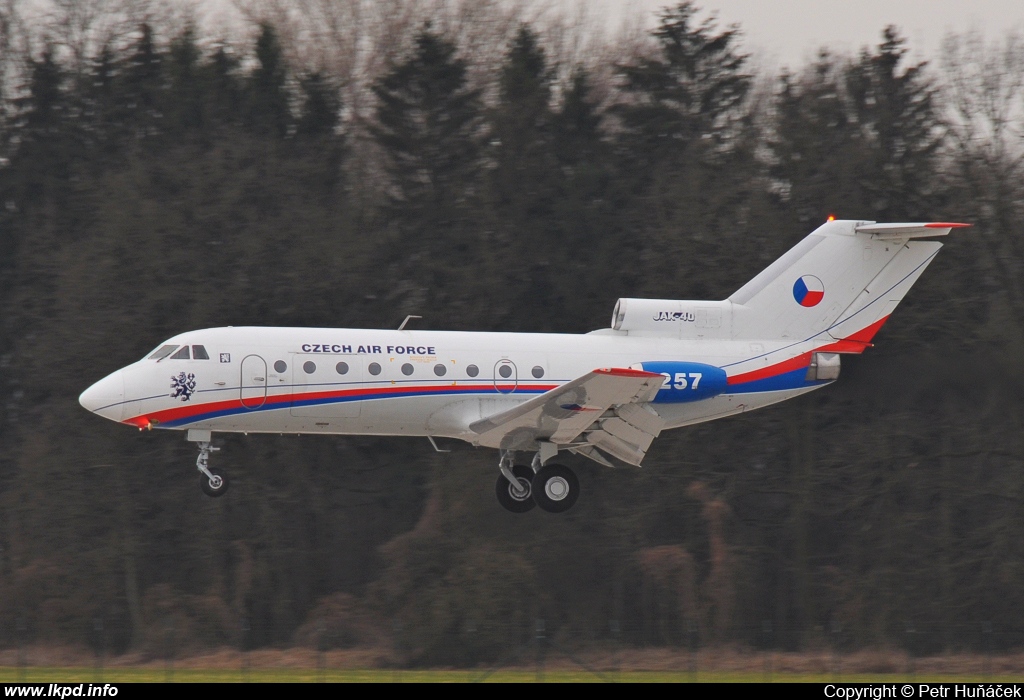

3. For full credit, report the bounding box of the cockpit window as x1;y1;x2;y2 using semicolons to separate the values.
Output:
170;346;191;360
192;345;210;360
148;345;178;361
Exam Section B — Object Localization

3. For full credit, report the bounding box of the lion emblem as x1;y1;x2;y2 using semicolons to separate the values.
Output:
170;372;197;401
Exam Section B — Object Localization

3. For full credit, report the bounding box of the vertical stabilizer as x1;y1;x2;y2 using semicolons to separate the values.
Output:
728;220;956;342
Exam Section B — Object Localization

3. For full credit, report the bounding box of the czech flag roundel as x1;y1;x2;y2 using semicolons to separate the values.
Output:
793;275;824;307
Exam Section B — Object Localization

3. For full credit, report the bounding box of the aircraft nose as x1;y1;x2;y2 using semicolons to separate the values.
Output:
79;370;125;422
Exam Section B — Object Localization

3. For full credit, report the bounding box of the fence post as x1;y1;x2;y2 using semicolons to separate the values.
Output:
610;619;620;680
317;619;326;683
392;620;402;682
687;620;698;682
762;620;773;683
906;625;916;678
982;621;993;680
535;619;546;683
164;621;174;682
16;617;26;682
93;617;104;683
831;620;842;680
240;618;250;683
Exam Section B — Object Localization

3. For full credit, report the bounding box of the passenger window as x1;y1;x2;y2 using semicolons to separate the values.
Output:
336;362;349;375
192;345;210;360
532;366;544;378
303;361;316;374
148;345;177;360
498;364;512;378
274;360;287;373
434;364;447;377
170;346;191;360
368;362;381;376
466;364;479;378
401;363;414;376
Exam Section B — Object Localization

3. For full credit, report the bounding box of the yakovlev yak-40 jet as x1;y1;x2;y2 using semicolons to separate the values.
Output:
80;219;966;513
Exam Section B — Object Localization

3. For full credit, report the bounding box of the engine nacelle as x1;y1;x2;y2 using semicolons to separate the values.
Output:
611;298;732;338
633;361;728;403
806;352;841;381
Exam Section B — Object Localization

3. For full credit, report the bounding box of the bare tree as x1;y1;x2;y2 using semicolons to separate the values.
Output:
941;30;1024;335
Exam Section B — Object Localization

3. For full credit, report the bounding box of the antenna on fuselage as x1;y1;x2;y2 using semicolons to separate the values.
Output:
397;315;422;331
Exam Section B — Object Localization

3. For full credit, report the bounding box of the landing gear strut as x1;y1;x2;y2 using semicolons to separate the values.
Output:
495;450;534;513
189;430;228;497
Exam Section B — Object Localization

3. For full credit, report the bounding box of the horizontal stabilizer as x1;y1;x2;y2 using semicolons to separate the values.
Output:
855;222;971;239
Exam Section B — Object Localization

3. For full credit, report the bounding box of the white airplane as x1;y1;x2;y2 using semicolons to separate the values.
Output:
80;219;966;513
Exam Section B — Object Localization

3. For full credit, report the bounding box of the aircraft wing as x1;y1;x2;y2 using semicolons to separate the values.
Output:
470;368;666;466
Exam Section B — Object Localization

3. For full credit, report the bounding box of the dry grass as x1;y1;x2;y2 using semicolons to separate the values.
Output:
1;644;1023;677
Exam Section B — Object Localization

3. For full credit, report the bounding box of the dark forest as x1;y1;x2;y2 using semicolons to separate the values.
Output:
1;0;1022;663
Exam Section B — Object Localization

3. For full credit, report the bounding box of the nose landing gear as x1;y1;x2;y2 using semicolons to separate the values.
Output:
189;430;228;497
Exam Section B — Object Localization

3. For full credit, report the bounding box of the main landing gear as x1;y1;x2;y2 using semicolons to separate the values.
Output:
495;450;579;514
188;430;228;497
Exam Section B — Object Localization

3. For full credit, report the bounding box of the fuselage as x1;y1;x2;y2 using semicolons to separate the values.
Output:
79;324;841;444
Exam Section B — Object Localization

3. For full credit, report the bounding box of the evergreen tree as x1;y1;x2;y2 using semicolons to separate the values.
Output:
165;26;204;136
370;25;483;227
248;24;290;138
296;71;345;198
8;48;73;209
845;26;943;220
610;2;758;298
80;43;119;155
552;67;604;169
491;24;554;219
205;43;243;130
614;2;750;165
770;53;860;225
296;72;339;139
119;24;164;141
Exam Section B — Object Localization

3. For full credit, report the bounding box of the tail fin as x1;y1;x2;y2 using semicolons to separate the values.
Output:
728;220;967;343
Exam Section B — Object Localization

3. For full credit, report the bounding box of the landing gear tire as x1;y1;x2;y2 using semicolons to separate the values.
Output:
496;465;535;513
532;464;579;513
200;469;229;497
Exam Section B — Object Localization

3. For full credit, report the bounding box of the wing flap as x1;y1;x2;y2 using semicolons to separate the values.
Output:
613;403;665;436
470;368;663;450
586;430;649;466
599;417;655;450
569;445;617;468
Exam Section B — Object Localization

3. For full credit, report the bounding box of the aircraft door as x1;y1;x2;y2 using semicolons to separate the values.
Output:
240;355;267;409
494;359;518;394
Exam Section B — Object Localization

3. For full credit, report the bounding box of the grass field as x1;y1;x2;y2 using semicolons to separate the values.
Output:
3;647;1023;683
2;667;1024;682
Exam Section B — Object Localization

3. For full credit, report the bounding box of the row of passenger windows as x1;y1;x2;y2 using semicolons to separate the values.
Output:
148;344;209;360
272;360;546;379
148;344;546;378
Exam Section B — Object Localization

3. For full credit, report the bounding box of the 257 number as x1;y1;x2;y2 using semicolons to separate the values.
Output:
660;372;703;390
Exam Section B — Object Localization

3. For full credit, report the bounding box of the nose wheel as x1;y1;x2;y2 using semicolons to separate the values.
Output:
195;439;228;497
200;468;229;497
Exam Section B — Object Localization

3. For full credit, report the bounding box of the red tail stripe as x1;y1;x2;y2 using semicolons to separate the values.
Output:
727;315;891;385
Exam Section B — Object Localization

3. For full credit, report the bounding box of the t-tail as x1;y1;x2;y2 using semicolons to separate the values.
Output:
609;219;968;346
